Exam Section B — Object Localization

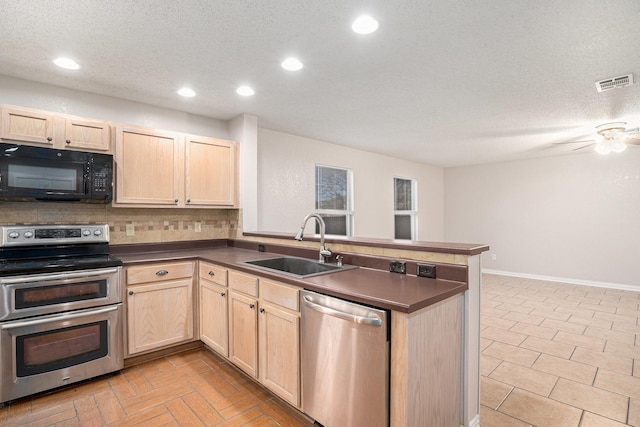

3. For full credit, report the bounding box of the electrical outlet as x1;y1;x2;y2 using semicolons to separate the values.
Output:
195;221;202;232
417;263;436;279
125;224;135;236
258;244;266;252
389;261;406;274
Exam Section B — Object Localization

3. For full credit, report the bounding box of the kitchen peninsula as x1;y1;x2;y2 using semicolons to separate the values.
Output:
112;233;488;427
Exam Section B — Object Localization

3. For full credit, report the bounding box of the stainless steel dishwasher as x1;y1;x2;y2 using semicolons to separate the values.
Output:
300;289;390;427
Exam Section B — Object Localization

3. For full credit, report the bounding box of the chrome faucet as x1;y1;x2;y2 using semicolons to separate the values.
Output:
294;213;332;263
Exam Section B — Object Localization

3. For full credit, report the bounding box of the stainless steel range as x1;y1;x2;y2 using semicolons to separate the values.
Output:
0;224;123;404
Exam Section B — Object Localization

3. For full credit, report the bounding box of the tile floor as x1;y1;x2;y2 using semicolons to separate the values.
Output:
1;273;638;426
481;273;640;427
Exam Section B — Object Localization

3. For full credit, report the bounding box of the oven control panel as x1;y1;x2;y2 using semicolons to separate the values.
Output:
0;224;110;247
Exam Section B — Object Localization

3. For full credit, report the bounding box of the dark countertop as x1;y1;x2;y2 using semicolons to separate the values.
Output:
113;245;468;313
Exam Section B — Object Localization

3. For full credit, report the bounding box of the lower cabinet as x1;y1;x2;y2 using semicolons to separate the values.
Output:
228;290;259;377
126;261;195;356
199;262;229;357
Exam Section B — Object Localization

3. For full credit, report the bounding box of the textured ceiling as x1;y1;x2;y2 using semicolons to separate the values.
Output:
1;0;639;167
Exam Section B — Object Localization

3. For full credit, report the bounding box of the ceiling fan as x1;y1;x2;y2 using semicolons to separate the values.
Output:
555;122;640;154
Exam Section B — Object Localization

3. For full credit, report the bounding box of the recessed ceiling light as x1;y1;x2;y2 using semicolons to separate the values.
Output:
236;86;255;96
352;15;379;34
177;87;196;97
53;57;80;70
281;57;304;71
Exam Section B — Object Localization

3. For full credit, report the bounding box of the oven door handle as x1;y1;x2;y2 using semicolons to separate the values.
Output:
0;305;119;330
0;267;120;285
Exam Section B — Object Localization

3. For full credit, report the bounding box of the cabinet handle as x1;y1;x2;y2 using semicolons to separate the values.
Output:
187;198;191;203
249;304;255;309
221;292;226;297
128;290;134;295
156;270;169;275
208;271;215;276
66;139;71;144
46;136;53;142
174;198;179;203
259;308;265;313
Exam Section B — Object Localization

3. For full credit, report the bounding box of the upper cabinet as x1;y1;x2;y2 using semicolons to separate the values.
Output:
114;126;238;208
0;105;111;153
0;106;55;146
114;126;183;206
185;136;237;207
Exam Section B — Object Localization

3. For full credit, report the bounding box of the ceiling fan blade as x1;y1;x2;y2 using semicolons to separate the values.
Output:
572;143;595;151
553;139;596;145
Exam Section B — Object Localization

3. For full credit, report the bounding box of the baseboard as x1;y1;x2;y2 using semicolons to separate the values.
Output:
482;269;640;293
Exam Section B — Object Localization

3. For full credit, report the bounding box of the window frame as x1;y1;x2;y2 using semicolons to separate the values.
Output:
393;177;418;240
314;164;354;237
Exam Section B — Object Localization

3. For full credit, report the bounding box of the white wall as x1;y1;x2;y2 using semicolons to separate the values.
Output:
0;75;229;138
444;151;640;288
257;128;444;241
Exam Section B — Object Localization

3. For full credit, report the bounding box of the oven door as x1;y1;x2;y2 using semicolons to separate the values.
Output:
0;267;121;321
0;304;123;403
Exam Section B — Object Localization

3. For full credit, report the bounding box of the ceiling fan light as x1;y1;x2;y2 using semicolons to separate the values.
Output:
595;140;611;155
611;139;627;153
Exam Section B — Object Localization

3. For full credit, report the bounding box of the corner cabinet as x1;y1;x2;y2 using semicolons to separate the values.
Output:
113;126;238;208
125;260;196;356
185;136;237;207
0;105;111;152
199;261;229;357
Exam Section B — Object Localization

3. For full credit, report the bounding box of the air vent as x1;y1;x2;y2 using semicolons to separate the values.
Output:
595;74;634;92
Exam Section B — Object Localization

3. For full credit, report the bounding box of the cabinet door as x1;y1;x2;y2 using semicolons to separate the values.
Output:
200;279;228;357
259;302;300;407
228;290;258;377
185;136;237;207
114;126;183;205
127;278;194;355
1;106;55;146
64;118;111;152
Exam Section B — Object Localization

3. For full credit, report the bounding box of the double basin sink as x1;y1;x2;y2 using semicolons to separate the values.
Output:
243;256;357;278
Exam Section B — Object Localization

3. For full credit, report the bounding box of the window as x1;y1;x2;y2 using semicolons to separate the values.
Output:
315;165;353;236
394;177;417;240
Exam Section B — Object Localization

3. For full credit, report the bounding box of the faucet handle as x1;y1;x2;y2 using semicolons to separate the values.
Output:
335;255;343;266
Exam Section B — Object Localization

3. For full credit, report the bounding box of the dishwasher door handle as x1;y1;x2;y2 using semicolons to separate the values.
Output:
302;296;382;326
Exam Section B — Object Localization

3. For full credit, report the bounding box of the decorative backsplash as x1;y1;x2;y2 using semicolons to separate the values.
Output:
0;202;240;244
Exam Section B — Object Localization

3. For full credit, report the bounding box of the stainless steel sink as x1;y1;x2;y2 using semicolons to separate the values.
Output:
243;256;356;278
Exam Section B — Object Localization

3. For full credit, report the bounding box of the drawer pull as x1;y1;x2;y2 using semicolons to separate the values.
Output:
208;271;215;276
221;292;226;297
156;270;169;276
128;290;134;296
259;308;265;313
249;304;255;309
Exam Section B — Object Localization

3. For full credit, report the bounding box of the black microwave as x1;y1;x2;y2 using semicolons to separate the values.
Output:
0;143;113;203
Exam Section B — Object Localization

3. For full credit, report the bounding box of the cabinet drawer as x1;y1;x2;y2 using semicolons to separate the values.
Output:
260;279;299;312
199;262;228;286
229;270;258;297
127;261;194;285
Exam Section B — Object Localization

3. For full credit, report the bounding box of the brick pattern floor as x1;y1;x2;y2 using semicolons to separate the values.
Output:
0;349;313;427
481;274;640;427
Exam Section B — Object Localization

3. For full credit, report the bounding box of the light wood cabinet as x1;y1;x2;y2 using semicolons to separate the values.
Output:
0;105;111;152
114;127;238;208
228;289;258;377
185;136;237;207
64;117;111;152
114;126;183;206
1;106;55;146
125;261;195;356
258;279;300;407
199;262;229;357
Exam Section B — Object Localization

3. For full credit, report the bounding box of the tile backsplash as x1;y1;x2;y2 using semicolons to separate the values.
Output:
0;202;239;244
